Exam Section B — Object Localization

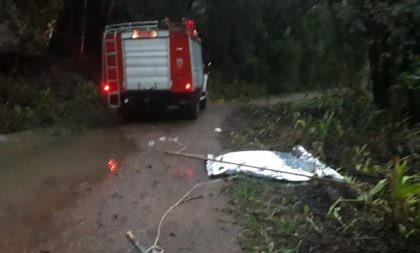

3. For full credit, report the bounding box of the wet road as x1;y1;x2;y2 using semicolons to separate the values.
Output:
0;104;241;253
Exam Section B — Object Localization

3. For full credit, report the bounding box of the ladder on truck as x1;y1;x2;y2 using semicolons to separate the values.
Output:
103;31;121;108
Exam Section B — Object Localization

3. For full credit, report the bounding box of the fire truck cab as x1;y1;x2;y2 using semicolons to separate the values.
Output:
101;19;207;119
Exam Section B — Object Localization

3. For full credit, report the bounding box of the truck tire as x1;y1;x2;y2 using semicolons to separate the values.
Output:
119;105;135;122
185;98;200;120
199;98;207;110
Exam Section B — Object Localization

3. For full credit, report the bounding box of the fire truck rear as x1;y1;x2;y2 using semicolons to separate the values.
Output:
101;19;207;119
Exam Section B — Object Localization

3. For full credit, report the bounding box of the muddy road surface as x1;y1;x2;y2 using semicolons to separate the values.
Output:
0;105;242;253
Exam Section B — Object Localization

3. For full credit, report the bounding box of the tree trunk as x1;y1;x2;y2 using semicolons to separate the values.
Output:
49;0;85;57
80;0;89;56
368;35;396;108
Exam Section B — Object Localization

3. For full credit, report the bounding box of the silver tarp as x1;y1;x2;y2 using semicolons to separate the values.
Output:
206;146;343;182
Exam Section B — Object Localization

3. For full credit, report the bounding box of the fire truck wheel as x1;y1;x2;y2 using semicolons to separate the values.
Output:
185;98;200;119
119;107;133;121
119;105;142;121
199;98;207;110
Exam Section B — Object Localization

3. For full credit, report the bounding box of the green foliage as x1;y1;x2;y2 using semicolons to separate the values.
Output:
388;160;420;231
224;177;309;253
329;159;419;240
225;176;263;201
199;1;366;99
208;75;268;103
399;55;420;89
0;70;116;133
294;111;343;141
223;91;420;252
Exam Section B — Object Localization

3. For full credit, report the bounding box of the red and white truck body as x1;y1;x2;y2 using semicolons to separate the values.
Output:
101;19;207;118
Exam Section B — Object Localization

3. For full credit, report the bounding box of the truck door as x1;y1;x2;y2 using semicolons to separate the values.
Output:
122;33;171;91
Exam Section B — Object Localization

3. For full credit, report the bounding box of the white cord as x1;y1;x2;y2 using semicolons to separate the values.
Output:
145;179;223;253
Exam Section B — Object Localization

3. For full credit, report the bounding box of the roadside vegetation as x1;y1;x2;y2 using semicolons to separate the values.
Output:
222;90;420;252
2;0;419;129
0;60;116;133
208;2;420;250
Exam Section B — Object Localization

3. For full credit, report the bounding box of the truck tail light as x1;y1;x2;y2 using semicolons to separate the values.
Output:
185;83;192;91
102;82;111;93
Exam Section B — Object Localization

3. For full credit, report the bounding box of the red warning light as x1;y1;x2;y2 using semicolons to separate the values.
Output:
187;20;194;26
185;19;195;30
103;84;110;92
132;30;157;39
185;83;192;90
108;159;118;173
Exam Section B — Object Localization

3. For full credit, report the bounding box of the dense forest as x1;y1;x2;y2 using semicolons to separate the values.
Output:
0;0;420;125
1;1;419;112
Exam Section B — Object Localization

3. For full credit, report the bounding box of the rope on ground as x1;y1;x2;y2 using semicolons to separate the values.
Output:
146;178;227;253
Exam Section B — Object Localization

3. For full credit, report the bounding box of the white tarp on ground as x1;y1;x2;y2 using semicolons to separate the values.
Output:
206;146;343;182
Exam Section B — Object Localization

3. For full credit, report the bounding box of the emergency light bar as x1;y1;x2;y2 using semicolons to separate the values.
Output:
132;30;158;39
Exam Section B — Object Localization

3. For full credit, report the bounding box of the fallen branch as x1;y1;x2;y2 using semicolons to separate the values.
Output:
165;150;345;185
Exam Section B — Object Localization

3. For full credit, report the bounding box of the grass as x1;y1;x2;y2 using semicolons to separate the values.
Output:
224;177;311;253
222;89;420;252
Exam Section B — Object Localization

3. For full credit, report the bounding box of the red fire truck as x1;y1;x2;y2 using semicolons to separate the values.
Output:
101;19;207;119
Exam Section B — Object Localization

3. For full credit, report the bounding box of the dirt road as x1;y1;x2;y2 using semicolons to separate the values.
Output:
0;105;242;253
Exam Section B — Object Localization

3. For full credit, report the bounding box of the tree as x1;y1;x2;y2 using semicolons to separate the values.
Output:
49;0;130;58
336;0;420;108
0;0;61;55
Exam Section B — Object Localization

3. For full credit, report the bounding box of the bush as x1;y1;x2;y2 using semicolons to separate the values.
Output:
222;90;420;252
0;67;116;133
208;74;268;102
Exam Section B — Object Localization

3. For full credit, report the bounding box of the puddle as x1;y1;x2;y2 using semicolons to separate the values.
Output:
0;128;135;251
0;128;134;207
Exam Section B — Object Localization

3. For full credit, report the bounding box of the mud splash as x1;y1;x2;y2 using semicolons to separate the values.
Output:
0;128;135;252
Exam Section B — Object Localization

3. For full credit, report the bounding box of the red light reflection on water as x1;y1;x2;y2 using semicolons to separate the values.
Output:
171;167;195;179
108;159;118;173
184;167;195;178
